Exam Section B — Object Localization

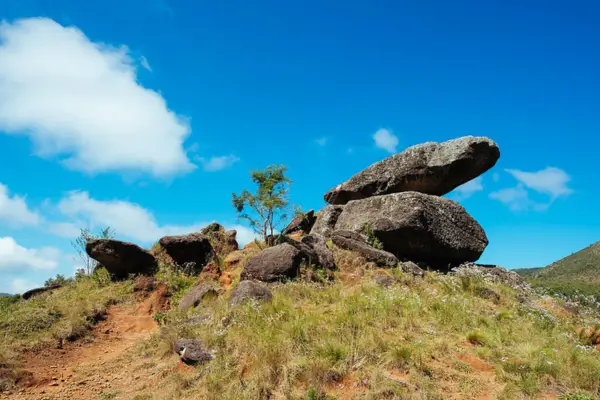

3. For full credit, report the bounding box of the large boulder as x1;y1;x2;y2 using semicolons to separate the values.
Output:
301;234;335;270
324;136;500;205
159;233;215;274
200;223;239;257
310;205;344;238
240;243;303;282
178;283;218;311
331;230;398;267
86;239;156;279
283;210;317;235
335;192;488;267
229;280;273;306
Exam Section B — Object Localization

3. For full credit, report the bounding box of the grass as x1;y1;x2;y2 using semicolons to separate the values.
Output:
130;268;600;399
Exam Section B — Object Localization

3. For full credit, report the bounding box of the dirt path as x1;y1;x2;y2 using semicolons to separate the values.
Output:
8;293;162;400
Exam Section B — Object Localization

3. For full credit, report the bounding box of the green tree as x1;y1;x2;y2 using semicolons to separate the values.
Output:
232;165;293;245
72;227;115;275
44;274;70;287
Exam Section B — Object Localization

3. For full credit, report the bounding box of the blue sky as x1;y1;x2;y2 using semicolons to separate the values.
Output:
0;0;598;293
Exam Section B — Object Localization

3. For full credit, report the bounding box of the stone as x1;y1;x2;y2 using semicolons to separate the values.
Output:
229;280;273;306
335;192;488;267
159;233;215;274
22;285;61;300
401;261;426;277
132;276;157;292
310;205;344;238
173;339;213;364
86;239;156;279
301;234;336;270
331;230;398;267
178;284;218;311
200;223;239;257
240;243;303;282
450;263;530;291
283;210;317;234
324;136;500;204
373;275;397;287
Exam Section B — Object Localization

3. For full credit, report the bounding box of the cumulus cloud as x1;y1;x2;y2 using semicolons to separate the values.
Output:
489;184;532;211
0;236;62;271
452;177;483;200
0;183;40;226
54;191;255;245
373;128;398;153
197;155;240;172
505;167;573;199
0;18;194;177
10;278;40;294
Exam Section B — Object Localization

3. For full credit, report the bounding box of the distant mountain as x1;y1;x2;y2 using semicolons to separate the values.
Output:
516;241;600;296
0;293;12;297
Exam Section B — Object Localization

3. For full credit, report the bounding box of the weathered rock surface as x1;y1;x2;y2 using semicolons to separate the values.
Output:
373;275;397;287
301;234;336;270
86;239;156;279
178;284;218;311
401;261;426;277
283;210;317;234
22;285;61;300
240;243;303;282
335;192;488;266
324;136;500;204
310;205;344;238
200;223;239;257
159;233;215;274
450;263;529;291
173;339;213;364
229;280;273;306
331;230;398;267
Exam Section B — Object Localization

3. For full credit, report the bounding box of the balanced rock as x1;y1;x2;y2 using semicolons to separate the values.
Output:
310;205;344;238
200;223;239;257
301;234;335;270
331;230;398;267
335;192;488;267
240;243;303;282
283;210;317;235
86;239;156;279
178;284;218;311
229;280;273;306
324;136;499;205
159;233;215;274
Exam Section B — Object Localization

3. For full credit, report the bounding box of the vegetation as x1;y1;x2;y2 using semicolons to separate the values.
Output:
232;165;292;245
71;226;115;275
44;274;71;287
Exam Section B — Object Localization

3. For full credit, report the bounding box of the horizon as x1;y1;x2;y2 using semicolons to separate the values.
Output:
0;0;599;294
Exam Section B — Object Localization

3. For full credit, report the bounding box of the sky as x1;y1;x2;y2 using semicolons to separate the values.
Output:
0;0;598;293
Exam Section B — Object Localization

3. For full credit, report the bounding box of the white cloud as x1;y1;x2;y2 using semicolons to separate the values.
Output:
140;55;152;71
48;221;81;238
0;236;61;271
373;128;398;153
489;184;531;211
54;191;254;245
0;18;194;177
0;183;40;226
315;137;327;146
197;155;240;172
452;177;483;200
10;278;40;294
505;167;573;199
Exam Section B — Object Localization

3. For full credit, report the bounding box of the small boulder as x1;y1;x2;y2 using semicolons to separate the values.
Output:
178;284;218;311
240;243;303;282
324;136;500;204
173;339;213;364
401;261;426;277
283;210;317;234
159;233;215;274
301;234;335;270
22;285;61;300
229;280;273;306
200;223;239;257
132;276;157;292
86;239;156;279
310;205;344;238
450;263;529;291
373;275;397;287
331;230;398;267
335;192;488;267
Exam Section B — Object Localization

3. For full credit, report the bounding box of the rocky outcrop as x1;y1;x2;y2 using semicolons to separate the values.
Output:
22;285;61;300
229;280;273;306
283;210;317;235
335;192;488;267
240;243;303;282
178;284;218;311
331;230;398;267
450;263;529;291
310;205;344;238
200;223;239;257
301;234;335;270
324;136;499;205
159;234;215;274
86;239;156;279
401;261;426;277
173;339;213;364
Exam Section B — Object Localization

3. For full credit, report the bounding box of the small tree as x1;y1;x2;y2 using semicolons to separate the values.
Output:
44;274;70;287
232;165;293;245
72;227;115;275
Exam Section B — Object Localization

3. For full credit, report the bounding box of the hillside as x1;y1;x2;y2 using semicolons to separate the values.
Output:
0;293;11;297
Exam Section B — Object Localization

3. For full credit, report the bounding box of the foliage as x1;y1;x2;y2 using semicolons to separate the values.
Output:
72;226;115;275
44;274;72;288
363;224;384;250
559;394;596;400
232;165;292;245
